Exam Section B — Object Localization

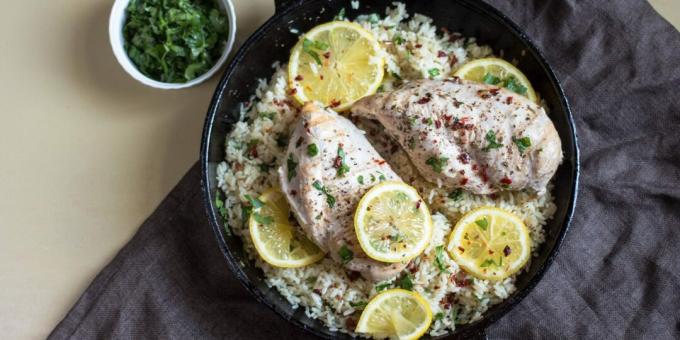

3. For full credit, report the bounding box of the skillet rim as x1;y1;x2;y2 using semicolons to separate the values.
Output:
200;0;580;338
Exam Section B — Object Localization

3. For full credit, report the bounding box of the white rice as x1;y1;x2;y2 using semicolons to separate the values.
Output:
216;3;556;336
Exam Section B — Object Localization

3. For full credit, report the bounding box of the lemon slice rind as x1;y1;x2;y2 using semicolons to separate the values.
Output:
355;288;433;340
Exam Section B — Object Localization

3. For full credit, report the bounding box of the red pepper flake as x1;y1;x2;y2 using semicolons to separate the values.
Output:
481;168;489;183
457;152;470;164
290;190;297;196
472;164;479;171
415;43;422;48
458;246;465;253
452;99;463;108
449;54;459;67
294;75;303;81
407;261;418;273
452;117;469;130
248;146;258;158
489;193;498;199
506;96;513;104
500;177;513;185
333;156;343;169
458;170;465;175
415;200;422;210
477;89;491;99
451;272;471;287
437;50;447;58
459;177;468;185
323;51;331;58
233;162;244;171
330;99;341;108
464;123;475;130
434;120;441;129
374;159;386;165
313;288;322;295
416;93;432;104
443;114;453;122
288;88;297;95
503;245;512;256
488;249;495;255
489;88;500;96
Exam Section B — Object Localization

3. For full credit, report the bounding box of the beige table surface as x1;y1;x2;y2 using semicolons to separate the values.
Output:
0;1;677;338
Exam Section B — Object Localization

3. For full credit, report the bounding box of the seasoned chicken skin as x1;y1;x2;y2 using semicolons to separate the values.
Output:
278;103;406;281
351;78;562;195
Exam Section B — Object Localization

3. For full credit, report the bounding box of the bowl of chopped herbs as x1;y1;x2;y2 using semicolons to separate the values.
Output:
109;0;236;89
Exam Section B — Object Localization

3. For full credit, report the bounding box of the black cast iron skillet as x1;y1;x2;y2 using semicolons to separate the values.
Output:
201;0;579;338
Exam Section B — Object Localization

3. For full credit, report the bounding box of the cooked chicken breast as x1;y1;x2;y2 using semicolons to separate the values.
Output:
351;78;562;195
278;103;406;281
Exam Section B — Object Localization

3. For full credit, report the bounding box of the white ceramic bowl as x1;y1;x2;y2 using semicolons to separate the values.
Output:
109;0;237;89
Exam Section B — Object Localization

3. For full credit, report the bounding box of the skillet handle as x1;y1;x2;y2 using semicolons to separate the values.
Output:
274;0;300;13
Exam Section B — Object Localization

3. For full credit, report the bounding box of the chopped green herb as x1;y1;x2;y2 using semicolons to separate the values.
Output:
307;143;319;157
302;38;325;65
312;180;336;208
475;218;488;231
259;111;276;120
252;212;273;225
349;301;368;309
215;191;229;220
428;68;440;78
426;117;433;125
258;163;272;173
306;276;317;285
244;194;265;209
482;73;501;85
357;175;364;185
434;312;445;322
434;245;448;273
393;35;404;45
123;0;230;83
448;189;463;201
375;282;391;292
483;130;503;151
504;76;528;95
391;71;403;81
335;145;350;177
426;156;449;173
513;136;532;154
370;174;376;182
377;171;386;181
241;205;252;220
335;7;346;20
398;273;414;290
287;154;298;181
499;255;503;267
480;258;497;267
338;245;353;264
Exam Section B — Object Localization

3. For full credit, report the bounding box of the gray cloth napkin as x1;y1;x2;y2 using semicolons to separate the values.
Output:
49;0;680;338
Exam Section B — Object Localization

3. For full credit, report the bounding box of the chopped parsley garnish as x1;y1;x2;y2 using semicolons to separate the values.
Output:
434;312;445;322
286;154;298;181
397;273;414;290
391;71;403;81
349;301;367;309
375;282;391;292
244;194;265;209
483;130;503;151
306;276;317;285
258;163;272;173
475;218;488;231
434;245;448;273
215;191;229;220
482;72;501;85
504;76;528;95
448;189;463;201
426;156;449;173
334;7;346;20
513;136;532;154
252;212;273;225
123;0;230;83
312;180;336;208
393;34;404;45
338;245;353;264
335;145;350;177
357;175;364;185
377;171;386;181
241;205;252;220
428;68;440;78
302;38;329;65
259;111;276;120
307;143;319;157
480;258;498;268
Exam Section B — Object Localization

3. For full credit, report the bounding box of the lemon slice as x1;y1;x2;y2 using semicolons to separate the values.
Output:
249;188;325;268
288;21;384;111
446;207;531;281
356;289;432;340
354;181;432;263
454;57;538;102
